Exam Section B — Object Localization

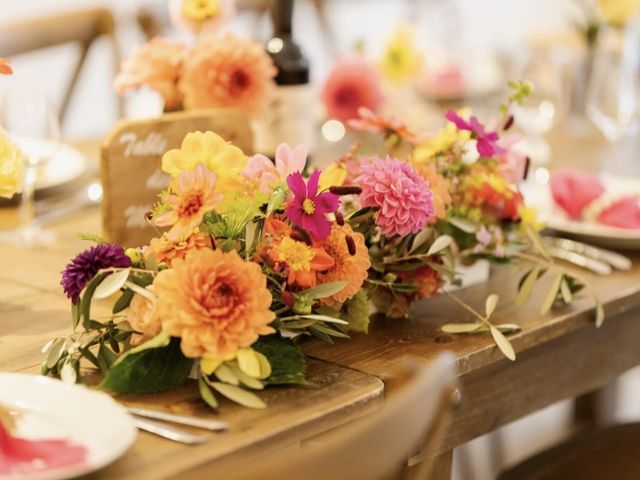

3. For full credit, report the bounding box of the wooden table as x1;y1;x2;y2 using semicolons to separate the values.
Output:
1;133;639;478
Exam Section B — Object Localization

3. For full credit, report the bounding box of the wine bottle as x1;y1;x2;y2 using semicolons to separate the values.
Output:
254;0;314;158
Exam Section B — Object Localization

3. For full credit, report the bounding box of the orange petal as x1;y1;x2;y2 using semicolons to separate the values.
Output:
0;59;12;75
311;248;335;271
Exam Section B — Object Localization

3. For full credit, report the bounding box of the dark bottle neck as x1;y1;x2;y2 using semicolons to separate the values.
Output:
271;0;294;36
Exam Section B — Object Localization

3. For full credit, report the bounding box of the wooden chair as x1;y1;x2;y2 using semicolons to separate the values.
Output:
498;423;640;480
0;7;121;127
229;354;458;480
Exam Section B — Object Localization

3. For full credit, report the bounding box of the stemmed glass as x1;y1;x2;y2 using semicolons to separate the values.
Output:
0;90;61;247
586;18;640;142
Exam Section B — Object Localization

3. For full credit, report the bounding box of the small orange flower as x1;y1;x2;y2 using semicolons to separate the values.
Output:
0;59;12;75
399;265;441;299
347;107;418;144
153;249;275;359
317;224;370;307
144;231;212;266
270;237;334;288
153;163;222;241
415;164;451;221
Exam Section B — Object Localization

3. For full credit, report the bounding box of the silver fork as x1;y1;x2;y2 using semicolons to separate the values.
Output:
543;236;632;275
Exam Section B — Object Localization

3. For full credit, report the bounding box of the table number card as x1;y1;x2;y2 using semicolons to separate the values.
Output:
101;109;253;246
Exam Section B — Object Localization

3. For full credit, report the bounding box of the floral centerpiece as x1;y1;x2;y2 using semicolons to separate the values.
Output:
44;82;602;409
0;59;24;200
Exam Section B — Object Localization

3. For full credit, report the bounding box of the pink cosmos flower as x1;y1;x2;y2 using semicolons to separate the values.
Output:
285;170;340;242
321;57;384;123
114;37;186;110
355;157;435;237
243;143;308;193
445;110;506;158
154;163;223;241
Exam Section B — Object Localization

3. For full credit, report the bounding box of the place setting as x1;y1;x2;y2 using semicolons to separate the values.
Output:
2;1;640;480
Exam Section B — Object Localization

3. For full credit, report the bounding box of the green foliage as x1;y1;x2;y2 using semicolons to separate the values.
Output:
340;290;370;334
99;334;193;394
252;335;307;386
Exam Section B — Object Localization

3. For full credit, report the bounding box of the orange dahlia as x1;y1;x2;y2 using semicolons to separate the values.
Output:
415;164;451;222
317;224;370;307
144;231;212;267
179;33;276;115
153;249;275;359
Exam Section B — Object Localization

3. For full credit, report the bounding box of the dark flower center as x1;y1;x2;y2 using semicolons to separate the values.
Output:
178;192;204;218
334;86;360;108
229;69;250;96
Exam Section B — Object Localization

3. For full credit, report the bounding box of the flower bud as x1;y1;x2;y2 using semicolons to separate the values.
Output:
329;185;363;196
345;235;356;255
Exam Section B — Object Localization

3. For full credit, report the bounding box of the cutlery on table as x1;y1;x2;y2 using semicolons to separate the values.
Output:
132;417;207;445
127;406;228;432
545;245;613;275
543;237;632;271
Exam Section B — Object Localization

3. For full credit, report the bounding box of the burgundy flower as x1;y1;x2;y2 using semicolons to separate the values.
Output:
445;110;506;158
285;171;340;242
61;244;131;304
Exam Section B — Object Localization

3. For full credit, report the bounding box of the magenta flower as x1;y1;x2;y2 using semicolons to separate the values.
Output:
445;110;506;158
285;170;340;241
355;157;435;237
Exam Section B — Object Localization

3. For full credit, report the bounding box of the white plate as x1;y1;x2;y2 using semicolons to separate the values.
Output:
0;373;136;480
522;174;640;250
11;137;88;191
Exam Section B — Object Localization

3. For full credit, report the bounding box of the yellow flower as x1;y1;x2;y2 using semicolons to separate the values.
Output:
276;237;314;271
518;206;545;232
0;129;24;199
412;124;470;165
379;24;423;85
162;131;247;211
183;0;220;22
319;163;347;191
599;0;640;25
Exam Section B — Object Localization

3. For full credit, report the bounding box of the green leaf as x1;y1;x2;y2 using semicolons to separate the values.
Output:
409;228;432;253
516;267;541;307
210;382;266;409
214;363;239;385
71;301;81;330
494;323;522;334
526;226;552;261
595;300;605;328
339;290;370;334
311;324;350;339
228;362;264;390
560;278;573;304
94;268;131;299
485;294;499;319
46;338;66;369
540;273;563;316
124;281;156;301
427;235;453;256
99;335;193;393
267;185;288;214
113;289;134;314
252;335;307;386
441;323;483;333
299;282;348;300
80;272;109;329
198;377;219;409
77;233;107;244
490;326;516;361
282;314;348;325
449;217;479;234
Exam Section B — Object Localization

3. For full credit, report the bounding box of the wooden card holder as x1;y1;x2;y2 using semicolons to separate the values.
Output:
101;109;253;247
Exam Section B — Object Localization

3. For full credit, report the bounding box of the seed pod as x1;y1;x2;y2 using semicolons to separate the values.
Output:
329;185;363;195
144;211;153;221
503;115;514;131
291;226;312;245
523;156;531;181
335;211;345;226
345;235;356;255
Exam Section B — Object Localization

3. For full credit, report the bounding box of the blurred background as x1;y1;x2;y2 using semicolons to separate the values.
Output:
1;0;639;478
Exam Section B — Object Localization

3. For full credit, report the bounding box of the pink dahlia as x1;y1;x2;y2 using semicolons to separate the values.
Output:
179;33;276;116
355;157;435;237
321;57;384;123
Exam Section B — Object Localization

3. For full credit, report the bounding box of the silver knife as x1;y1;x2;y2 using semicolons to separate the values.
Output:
544;237;632;271
546;246;612;275
133;417;207;444
127;406;228;431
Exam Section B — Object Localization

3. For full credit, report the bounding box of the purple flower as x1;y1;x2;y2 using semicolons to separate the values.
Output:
285;170;340;241
445;110;506;158
61;244;131;304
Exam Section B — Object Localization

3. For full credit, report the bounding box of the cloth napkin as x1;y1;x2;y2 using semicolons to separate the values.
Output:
549;169;605;219
0;423;87;475
597;196;640;229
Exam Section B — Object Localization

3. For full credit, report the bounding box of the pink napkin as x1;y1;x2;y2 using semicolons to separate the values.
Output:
597;196;640;229
550;169;605;219
0;423;87;475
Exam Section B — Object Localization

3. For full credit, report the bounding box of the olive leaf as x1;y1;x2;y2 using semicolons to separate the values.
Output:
441;323;483;333
540;273;564;316
210;382;266;409
198;377;219;409
485;294;499;319
525;225;552;261
427;234;453;256
516;266;540;307
298;282;347;300
560;278;573;303
409;228;432;253
595;300;605;328
490;326;516;361
93;268;131;299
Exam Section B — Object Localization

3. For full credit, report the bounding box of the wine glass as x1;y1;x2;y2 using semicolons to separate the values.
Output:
0;90;61;247
586;19;640;142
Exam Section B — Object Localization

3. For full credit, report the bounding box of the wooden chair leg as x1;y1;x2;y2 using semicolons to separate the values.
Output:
573;382;618;429
431;451;453;480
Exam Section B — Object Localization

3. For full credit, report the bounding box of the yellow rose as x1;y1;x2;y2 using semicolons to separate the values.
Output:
599;0;640;25
0;129;24;199
161;131;248;211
